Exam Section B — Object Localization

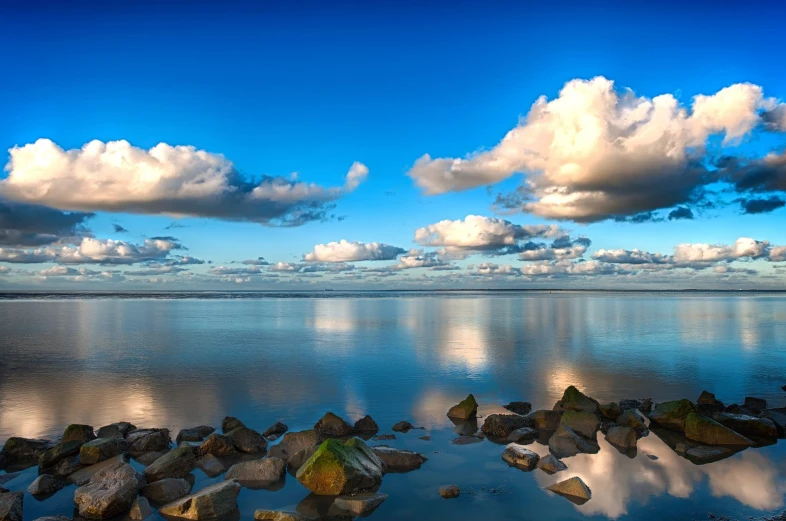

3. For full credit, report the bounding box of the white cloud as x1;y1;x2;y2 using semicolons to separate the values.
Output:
303;239;406;263
270;262;299;272
241;257;270;266
0;236;181;264
673;237;769;263
593;249;673;265
770;246;786;262
414;215;561;253
0;265;10;274
1;139;367;226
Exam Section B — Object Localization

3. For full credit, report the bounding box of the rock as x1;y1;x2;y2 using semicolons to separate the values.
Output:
197;433;236;457
48;455;86;478
0;474;19;487
31;516;71;521
225;457;286;487
141;477;193;504
352;416;378;434
263;422;289;437
225;427;267;454
79;438;130;465
221;417;244;434
68;455;127;486
372;434;396;441
744;397;767;413
439;485;460;499
555;386;599;414
39;440;84;468
725;404;755;415
288;446;318;470
196;454;225;477
648;399;697;431
268;430;321;461
134;451;167;466
532;410;562;431
126;429;171;456
176;426;215;445
418;435;431;441
697;390;719;405
685;445;734;463
481;414;533;437
143;447;196;482
451;436;482;445
73;461;141;519
684;414;753;446
331;492;387;516
503;401;532;416
178;441;202;454
536;454;567;474
620;399;653;414
391;421;420;433
501;444;540;471
617;408;648;433
296;438;384;495
27;474;64;496
97;422;136;439
314;412;355;438
559;411;600;439
548;425;600;458
62;425;95;445
712;413;778;440
447;394;478;420
546;476;592;504
697;391;725;415
507;427;537;443
0;491;23;521
129;497;153;521
599;402;622;420
371;446;427;472
759;408;786;437
159;480;241;520
606;426;637;451
0;438;53;463
254;510;313;521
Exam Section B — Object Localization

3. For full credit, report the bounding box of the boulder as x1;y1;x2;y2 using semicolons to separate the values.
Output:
439;485;460;499
599;402;622;420
532;410;562;431
617;408;648;433
501;444;540;471
371;446;427;472
0;491;23;521
197;434;236;457
73;461;141;519
1;438;53;463
27;474;63;496
47;455;85;478
143;447;196;482
129;497;153;521
79;438;130;465
605;426;637;451
619;399;653;414
696;391;725;415
697;390;719;405
254;511;313;521
391;421;420;433
288;446;318;470
159;480;241;520
481;414;533;437
39;440;84;468
507;427;537;443
126;429;171;456
68;455;127;486
559;411;600;439
712;413;778;440
296;438;384;495
744;397;767;413
536;454;567;474
352;416;378;434
331;492;387;516
196;454;225;478
759;408;786;437
141;477;193;504
176;426;215;445
725;404;755;415
268;430;321;461
548;425;600;458
546;476;592;504
684;414;753;446
134;451;167;466
503;401;532;416
221;417;244;433
685;445;734;464
648;400;697;431
96;423;136;439
62;425;95;445
314;412;355;438
224;457;287;487
263;422;289;438
225;427;267;454
555;386;599;414
447;394;478;420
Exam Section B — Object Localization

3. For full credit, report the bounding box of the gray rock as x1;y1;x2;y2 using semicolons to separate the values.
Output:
620;398;653;414
559;411;599;440
554;386;599;414
47;455;85;478
221;417;244;434
268;430;321;461
314;412;354;438
712;413;778;440
143;447;196;482
62;425;95;445
79;438;130;465
134;451;167;466
263;422;289;437
606;426;637;450
159;480;241;520
254;510;313;521
648;400;697;431
439;485;460;499
141;477;192;504
744;397;767;413
546;476;592;504
68;455;127;486
197;433;236;457
196;454;226;477
371;446;427;472
96;423;136;439
532;410;562;431
503;401;532;416
1;438;54;464
548;425;600;458
352;416;378;434
617;409;648;433
507;427;537;443
27;474;64;496
391;421;421;433
451;435;482;445
129;497;153;521
0;491;23;521
73;460;141;519
481;414;533;437
287;446;318;470
126;429;171;457
685;445;734;463
225;427;267;454
331;492;387;516
684;414;753;446
224;457;287;487
39;440;84;468
176;426;215;445
759;408;786;437
501;444;540;471
536;454;567;474
599;402;622;420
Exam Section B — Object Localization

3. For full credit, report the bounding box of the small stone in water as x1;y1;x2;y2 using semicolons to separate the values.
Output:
439;485;460;499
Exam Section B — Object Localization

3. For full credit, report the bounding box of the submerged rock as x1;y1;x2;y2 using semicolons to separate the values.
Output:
504;401;533;416
68;455;127;486
39;440;83;468
288;446;319;470
79;438;130;465
371;446;427;472
439;485;460;499
599;402;622;420
559;411;599;440
225;427;267;454
1;437;53;463
606;426;637;451
548;425;600;458
62;425;95;445
555;386;599;414
314;412;355;438
684;414;753;446
685;445;734;464
331;492;388;516
536;454;567;474
447;394;479;420
129;497;153;521
648;400;697;431
296;438;384;495
546;476;592;504
142;447;196;482
159;480;241;520
141;477;193;504
617;408;648;433
532;410;562;431
481;414;533;437
263;422;289;438
196;454;225;477
352;416;379;434
372;434;396;441
501;444;540;471
391;421;421;433
221;417;244;434
268;430;321;461
176;426;215;445
126;429;171;456
197;433;236;457
507;427;537;443
0;491;23;521
451;435;482;445
225;457;287;487
73;460;141;519
27;474;63;496
711;413;778;440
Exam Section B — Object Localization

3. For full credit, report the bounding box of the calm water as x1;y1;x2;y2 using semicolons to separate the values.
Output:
1;292;785;521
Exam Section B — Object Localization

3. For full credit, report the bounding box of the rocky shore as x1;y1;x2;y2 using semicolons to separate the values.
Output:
1;387;785;521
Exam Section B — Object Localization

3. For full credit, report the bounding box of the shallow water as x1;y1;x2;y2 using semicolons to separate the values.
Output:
1;292;785;520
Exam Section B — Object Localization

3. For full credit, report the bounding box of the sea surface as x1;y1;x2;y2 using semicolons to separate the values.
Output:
1;291;785;521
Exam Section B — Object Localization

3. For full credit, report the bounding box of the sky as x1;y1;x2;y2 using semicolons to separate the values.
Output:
1;0;785;290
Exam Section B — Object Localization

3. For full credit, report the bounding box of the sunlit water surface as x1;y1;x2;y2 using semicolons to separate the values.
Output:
1;292;785;521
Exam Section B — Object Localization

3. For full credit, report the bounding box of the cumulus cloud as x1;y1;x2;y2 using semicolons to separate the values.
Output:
0;236;182;264
517;235;591;261
0;199;92;247
270;262;299;272
593;249;673;265
209;266;267;276
1;139;368;226
0;265;10;274
722;151;786;194
241;257;270;266
408;77;786;222
303;239;406;263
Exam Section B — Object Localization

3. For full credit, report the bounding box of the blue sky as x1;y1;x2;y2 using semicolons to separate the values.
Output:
1;0;785;289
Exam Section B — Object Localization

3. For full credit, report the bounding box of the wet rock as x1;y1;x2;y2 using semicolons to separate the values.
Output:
684;445;734;464
712;413;778;440
0;474;19;487
27;474;64;496
546;476;592;504
288;446;318;470
225;457;286;487
725;404;755;415
143;447;196;482
314;412;355;438
225;426;267;454
481;414;533;438
617;408;648;433
451;436;482;445
296;438;384;495
744;397;767;413
48;455;86;478
96;423;136;440
503;401;532;416
606;426;637;451
501;444;539;471
268;430;321;461
418;435;431;441
73;460;141;519
648;399;697;431
39;440;84;468
507;427;537;443
141;477;192;504
62;425;95;445
559;411;599;440
684;414;753;446
439;485;460;499
759;408;786;437
371;446;427;472
697;390;719;405
0;491;23;521
696;391;725;416
548;425;600;458
176;426;215;445
352;416;379;434
372;434;396;441
126;429;171;457
221;417;244;434
532;410;562;431
599;402;622;420
197;433;236;458
331;492;388;516
196;454;225;478
447;394;478;420
254;510;313;521
263;422;289;438
536;454;567;474
391;421;421;433
129;497;153;521
159;480;241;520
134;451;167;466
68;455;127;486
554;386;599;414
79;438;130;465
178;441;202;454
1;438;53;464
619;399;653;414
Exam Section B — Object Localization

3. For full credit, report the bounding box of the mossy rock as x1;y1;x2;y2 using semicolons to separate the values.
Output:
447;394;478;420
556;386;598;414
684;414;753;446
648;400;697;431
296;438;383;495
62;425;96;445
